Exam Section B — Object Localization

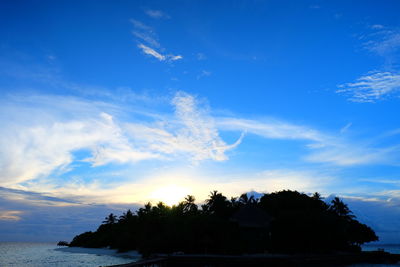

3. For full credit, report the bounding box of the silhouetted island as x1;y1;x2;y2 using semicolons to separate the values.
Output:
69;190;380;259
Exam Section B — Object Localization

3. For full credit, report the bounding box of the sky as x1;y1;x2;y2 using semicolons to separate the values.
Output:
0;0;400;243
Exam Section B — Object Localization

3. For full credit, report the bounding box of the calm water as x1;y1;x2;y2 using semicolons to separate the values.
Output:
348;244;400;267
0;242;140;267
362;244;400;254
0;242;399;267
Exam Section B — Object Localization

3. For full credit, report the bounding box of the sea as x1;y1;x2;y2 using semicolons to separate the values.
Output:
0;242;399;267
0;242;140;267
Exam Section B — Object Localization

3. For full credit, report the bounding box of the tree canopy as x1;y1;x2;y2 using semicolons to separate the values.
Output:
69;190;378;255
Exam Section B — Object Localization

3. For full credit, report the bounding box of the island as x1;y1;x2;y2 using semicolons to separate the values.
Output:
69;190;399;266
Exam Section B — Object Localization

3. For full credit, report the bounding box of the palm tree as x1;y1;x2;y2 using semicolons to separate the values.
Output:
182;195;198;213
312;192;322;201
137;202;152;216
103;213;117;224
330;197;355;220
310;192;329;211
119;209;134;222
239;193;257;205
204;190;231;216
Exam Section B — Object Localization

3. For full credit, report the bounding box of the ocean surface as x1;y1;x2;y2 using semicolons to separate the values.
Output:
0;242;399;267
362;244;400;254
350;244;400;267
0;242;140;267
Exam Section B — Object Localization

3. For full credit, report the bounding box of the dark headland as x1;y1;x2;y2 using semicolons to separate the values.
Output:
67;190;400;266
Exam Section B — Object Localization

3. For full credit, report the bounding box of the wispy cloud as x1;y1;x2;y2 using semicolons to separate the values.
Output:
336;71;400;102
197;53;206;60
218;117;400;166
130;19;153;32
0;91;242;188
338;27;400;102
370;24;384;30
145;9;170;19
340;122;352;134
171;92;242;161
137;44;166;61
169;55;182;61
1;72;399;207
0;210;22;221
138;43;182;62
131;19;182;62
0;186;79;206
364;28;400;57
304;144;400;166
0;97;163;186
0;189;136;241
217;118;326;142
197;70;212;79
132;31;160;48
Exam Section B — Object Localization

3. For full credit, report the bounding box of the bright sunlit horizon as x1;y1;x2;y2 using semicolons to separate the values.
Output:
149;184;191;206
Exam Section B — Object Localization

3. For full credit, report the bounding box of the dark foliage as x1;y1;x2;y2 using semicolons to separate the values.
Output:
57;241;69;246
69;190;378;255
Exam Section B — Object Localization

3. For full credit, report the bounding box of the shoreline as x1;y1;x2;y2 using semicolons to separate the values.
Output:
104;251;400;267
55;246;141;259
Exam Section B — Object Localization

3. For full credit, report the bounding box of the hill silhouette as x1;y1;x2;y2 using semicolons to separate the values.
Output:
69;190;378;256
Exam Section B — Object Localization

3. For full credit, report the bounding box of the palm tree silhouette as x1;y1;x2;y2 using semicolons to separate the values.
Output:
103;213;117;224
239;193;257;205
182;195;198;213
119;209;134;222
204;190;230;216
330;197;355;220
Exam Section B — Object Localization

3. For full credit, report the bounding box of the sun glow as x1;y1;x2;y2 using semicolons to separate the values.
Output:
149;185;191;206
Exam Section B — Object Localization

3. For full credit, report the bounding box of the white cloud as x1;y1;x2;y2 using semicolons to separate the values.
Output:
169;54;183;61
130;19;153;32
337;71;400;102
217;117;326;142
137;44;182;62
304;144;399;166
145;9;170;19
218;117;400;166
131;19;182;62
364;29;400;56
338;27;400;103
130;19;160;48
0;92;241;188
137;44;166;61
132;31;160;48
1;87;398;201
0;107;161;186
170;92;242;161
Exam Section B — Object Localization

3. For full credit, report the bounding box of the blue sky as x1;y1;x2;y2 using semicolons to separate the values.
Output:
1;0;400;243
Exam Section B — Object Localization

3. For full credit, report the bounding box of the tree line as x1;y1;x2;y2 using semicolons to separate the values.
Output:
69;190;378;255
